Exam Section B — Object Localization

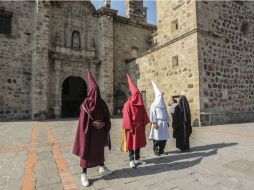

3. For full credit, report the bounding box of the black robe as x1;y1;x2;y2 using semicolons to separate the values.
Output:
172;96;192;150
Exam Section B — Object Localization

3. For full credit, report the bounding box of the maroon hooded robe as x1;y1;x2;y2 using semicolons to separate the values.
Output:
73;70;111;168
122;74;150;151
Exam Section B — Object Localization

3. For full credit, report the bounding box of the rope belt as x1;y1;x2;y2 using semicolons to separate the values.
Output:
157;118;167;121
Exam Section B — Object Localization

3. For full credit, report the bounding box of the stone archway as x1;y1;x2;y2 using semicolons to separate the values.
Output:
61;76;87;118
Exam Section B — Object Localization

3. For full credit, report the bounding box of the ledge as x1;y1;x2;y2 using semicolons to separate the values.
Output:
126;28;198;63
49;46;98;63
114;15;157;31
97;7;118;17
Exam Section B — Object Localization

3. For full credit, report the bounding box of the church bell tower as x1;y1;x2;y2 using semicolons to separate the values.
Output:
126;0;147;23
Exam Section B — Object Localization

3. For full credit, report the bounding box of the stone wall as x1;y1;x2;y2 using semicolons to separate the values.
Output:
31;1;51;120
49;2;98;52
0;1;34;120
0;1;158;120
128;0;200;126
113;17;155;114
97;8;116;114
129;32;200;126
197;1;254;125
156;0;197;46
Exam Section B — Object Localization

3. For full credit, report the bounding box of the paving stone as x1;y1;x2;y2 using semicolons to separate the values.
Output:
36;183;64;190
0;119;254;189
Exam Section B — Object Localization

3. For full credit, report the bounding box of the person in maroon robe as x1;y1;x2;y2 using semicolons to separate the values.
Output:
122;74;150;168
73;70;112;187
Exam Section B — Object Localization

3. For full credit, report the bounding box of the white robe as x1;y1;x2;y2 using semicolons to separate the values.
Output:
149;81;171;140
149;103;170;140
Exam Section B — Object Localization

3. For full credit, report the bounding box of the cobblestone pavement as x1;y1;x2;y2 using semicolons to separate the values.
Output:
0;119;254;190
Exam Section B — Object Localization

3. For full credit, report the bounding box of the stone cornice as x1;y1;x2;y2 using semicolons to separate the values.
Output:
49;47;99;64
114;15;157;31
50;54;99;64
126;28;198;63
50;1;97;14
96;7;118;17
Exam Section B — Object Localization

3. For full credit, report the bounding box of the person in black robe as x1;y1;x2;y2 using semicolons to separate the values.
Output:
172;95;192;151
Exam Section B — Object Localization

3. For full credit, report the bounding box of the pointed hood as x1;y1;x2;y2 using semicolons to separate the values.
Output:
127;74;144;106
127;74;139;97
178;95;191;123
87;69;100;98
82;69;101;113
152;80;161;97
151;80;166;108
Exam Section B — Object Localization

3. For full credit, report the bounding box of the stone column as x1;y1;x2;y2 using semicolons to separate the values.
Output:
31;1;51;120
54;60;61;118
97;8;117;114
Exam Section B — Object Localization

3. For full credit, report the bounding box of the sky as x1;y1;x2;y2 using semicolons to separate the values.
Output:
90;0;157;25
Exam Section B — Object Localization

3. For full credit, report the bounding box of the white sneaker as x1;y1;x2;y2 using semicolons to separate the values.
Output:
130;160;136;168
99;166;113;175
81;173;89;187
134;159;146;165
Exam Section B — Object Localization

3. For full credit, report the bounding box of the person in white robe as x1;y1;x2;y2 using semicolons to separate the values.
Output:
149;81;170;156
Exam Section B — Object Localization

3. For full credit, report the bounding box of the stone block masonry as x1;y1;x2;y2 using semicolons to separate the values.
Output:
129;0;200;126
31;1;51;120
197;1;254;125
0;1;34;120
129;0;254;126
0;0;155;120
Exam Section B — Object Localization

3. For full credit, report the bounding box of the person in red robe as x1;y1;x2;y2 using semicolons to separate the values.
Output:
73;70;112;187
122;74;150;168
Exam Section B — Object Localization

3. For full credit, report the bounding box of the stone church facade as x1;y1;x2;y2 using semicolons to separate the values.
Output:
1;0;254;126
0;0;155;120
129;0;254;126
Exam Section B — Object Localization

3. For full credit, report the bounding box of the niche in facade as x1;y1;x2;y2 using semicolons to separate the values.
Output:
71;30;81;50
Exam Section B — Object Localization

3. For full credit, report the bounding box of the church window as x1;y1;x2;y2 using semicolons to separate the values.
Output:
240;22;249;36
0;12;12;35
172;55;179;67
131;47;139;58
171;19;178;33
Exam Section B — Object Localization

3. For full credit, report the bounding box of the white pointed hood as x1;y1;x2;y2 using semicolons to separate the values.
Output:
151;80;166;108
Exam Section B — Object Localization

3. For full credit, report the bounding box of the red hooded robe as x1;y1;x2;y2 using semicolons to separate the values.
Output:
122;74;150;151
73;70;111;168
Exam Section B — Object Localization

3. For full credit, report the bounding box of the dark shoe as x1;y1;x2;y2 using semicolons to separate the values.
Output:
154;147;159;156
159;151;168;155
180;148;190;152
154;150;161;156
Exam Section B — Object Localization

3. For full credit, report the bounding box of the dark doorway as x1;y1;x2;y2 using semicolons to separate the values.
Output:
114;90;126;115
61;76;87;118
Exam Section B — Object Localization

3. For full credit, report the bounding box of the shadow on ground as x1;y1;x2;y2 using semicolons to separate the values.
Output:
166;142;238;154
98;142;238;182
